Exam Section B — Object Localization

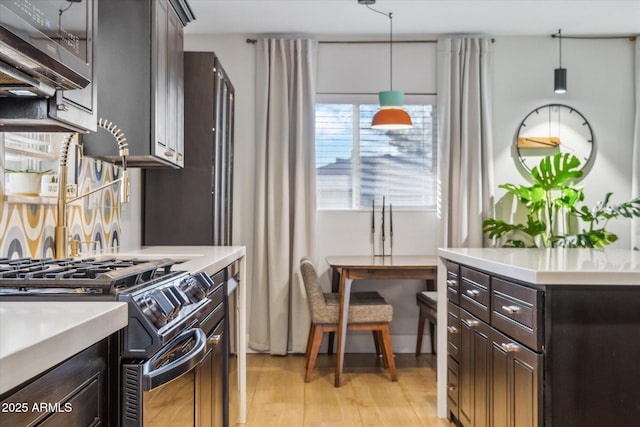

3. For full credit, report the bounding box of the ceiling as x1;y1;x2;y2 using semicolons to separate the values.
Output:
184;0;640;38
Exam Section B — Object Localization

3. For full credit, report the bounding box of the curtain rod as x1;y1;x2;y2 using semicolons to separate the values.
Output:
246;38;441;45
551;34;636;41
317;92;437;96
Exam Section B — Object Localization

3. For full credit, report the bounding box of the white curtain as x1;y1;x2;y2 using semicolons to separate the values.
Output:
250;38;318;355
632;38;640;251
437;38;495;248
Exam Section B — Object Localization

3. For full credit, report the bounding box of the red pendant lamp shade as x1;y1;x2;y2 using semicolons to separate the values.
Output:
371;90;412;129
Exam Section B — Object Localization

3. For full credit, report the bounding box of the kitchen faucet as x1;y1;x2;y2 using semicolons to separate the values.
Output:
54;119;130;259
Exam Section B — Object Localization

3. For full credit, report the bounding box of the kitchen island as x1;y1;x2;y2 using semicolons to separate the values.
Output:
436;248;640;427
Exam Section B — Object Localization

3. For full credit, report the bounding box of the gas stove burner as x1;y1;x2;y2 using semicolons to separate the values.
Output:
0;257;180;293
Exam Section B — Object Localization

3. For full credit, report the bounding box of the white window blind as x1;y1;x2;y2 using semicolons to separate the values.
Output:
316;101;436;210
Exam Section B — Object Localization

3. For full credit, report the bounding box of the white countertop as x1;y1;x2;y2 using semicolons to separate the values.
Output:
98;245;246;276
438;248;640;285
0;301;127;395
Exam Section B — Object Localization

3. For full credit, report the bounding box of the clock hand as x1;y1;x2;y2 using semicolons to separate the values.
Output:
524;137;560;147
517;136;561;148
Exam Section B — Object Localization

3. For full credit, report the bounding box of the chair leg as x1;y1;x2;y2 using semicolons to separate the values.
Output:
416;311;426;356
374;330;389;368
305;323;314;359
305;323;317;373
305;324;324;382
327;331;334;354
379;325;397;382
429;321;436;354
372;330;382;357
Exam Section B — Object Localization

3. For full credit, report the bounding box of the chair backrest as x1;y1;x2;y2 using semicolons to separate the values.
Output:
300;257;327;320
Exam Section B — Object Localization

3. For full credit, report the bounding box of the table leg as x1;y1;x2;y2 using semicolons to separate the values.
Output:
334;270;351;387
328;267;341;354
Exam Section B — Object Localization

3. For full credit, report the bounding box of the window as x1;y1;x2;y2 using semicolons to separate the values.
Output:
315;99;436;210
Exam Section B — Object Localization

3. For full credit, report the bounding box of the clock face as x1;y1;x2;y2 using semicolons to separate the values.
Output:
515;104;595;175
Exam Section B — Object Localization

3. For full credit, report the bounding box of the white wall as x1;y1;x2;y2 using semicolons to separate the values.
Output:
173;33;637;353
492;37;637;248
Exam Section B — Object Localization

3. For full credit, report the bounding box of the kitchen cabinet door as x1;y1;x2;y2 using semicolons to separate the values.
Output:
153;0;185;167
459;310;491;427
0;339;113;426
83;0;193;168
491;328;541;427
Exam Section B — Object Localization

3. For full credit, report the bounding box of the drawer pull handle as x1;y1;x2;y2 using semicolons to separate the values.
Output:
447;326;459;334
446;279;457;287
447;384;457;391
466;289;480;298
208;335;222;346
500;342;520;353
502;305;521;314
462;319;480;328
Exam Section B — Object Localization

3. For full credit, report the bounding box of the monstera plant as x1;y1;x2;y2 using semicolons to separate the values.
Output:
483;152;640;248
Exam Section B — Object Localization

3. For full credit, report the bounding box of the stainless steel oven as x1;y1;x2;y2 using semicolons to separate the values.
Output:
121;321;225;427
119;269;227;427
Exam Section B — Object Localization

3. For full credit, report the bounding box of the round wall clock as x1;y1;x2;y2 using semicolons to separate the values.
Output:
515;104;595;175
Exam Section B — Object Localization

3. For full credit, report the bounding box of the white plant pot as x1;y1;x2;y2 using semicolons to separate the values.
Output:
40;175;59;197
8;173;41;195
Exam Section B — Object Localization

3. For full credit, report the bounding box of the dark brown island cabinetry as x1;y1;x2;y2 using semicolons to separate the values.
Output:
445;259;640;427
83;0;194;168
144;52;234;246
0;338;115;427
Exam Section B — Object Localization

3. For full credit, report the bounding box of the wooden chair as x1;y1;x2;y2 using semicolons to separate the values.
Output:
416;291;438;356
300;257;397;382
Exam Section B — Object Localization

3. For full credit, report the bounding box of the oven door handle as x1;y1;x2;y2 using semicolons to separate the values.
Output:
142;328;207;391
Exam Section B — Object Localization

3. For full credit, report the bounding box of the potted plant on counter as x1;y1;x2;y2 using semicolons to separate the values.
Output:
483;152;640;248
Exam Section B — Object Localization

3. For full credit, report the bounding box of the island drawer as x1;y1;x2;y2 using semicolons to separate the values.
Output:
460;266;490;323
446;261;460;304
447;355;460;419
447;301;461;360
491;278;543;351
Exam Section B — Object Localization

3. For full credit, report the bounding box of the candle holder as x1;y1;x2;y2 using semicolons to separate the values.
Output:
371;196;393;257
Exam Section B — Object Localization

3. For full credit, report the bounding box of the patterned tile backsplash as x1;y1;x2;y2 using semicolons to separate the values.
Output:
0;156;123;259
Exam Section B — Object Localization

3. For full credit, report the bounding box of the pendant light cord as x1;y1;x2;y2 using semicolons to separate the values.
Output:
558;29;562;68
366;5;394;91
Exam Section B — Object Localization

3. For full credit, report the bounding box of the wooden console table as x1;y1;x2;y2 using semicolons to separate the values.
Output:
325;255;438;387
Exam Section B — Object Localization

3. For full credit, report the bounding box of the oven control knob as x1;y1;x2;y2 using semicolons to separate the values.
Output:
152;290;178;321
166;285;190;308
179;276;206;302
139;294;167;328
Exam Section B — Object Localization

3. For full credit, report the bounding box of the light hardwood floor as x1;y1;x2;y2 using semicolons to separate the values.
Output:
229;353;452;427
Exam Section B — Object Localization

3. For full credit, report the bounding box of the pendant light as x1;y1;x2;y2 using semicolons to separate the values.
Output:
554;29;567;94
360;0;412;129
